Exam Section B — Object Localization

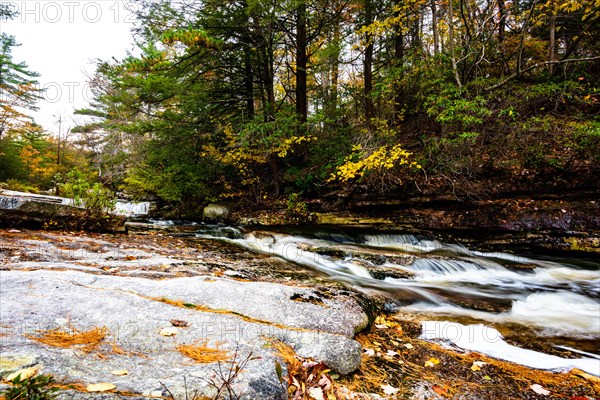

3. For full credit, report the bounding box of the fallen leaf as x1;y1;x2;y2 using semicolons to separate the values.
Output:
110;369;128;376
275;361;283;383
433;385;449;396
404;343;414;349
530;384;550;396
375;324;388;329
308;387;325;400
483;375;492;381
87;382;116;392
571;368;600;384
318;374;332;391
302;361;319;369
471;361;486;371
125;255;137;261
364;348;375;356
381;384;400;395
170;319;189;327
385;350;399;357
424;357;440;367
5;367;37;382
159;327;178;336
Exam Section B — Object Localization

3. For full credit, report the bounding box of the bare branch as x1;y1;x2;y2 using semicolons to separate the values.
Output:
484;56;600;92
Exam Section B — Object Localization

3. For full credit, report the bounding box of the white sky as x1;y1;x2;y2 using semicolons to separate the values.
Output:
0;0;138;133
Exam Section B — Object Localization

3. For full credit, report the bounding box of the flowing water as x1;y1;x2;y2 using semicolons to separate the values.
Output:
191;224;600;375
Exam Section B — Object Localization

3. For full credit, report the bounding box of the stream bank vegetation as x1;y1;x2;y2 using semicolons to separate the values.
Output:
1;0;599;218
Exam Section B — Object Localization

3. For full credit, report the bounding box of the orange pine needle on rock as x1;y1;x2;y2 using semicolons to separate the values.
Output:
176;341;229;363
25;326;108;353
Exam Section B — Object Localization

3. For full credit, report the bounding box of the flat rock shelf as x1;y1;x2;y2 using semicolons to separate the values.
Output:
0;229;368;399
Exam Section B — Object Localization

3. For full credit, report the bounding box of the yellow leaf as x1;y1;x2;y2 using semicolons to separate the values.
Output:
5;367;37;382
471;361;486;371
110;369;129;376
87;382;116;392
570;368;600;384
424;357;440;367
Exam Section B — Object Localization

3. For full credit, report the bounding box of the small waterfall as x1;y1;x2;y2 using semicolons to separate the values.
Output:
408;258;496;274
364;234;421;247
195;225;244;239
191;227;600;337
113;201;151;216
239;233;375;280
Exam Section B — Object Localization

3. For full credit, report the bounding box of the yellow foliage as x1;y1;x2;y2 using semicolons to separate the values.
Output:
276;135;316;158
201;124;316;196
329;144;421;183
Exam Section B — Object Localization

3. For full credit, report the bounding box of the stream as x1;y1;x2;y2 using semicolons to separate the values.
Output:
188;223;600;375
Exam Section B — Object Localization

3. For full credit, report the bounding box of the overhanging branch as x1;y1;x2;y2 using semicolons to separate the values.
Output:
484;56;600;92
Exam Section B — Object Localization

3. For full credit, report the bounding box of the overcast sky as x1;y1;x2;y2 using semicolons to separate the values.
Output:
1;0;137;133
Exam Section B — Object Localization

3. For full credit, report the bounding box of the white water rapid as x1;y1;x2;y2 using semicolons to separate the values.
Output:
194;226;600;375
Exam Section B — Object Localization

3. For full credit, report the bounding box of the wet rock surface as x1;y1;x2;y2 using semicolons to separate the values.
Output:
0;229;369;399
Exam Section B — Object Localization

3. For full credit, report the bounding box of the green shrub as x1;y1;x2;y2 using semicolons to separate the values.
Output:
0;373;59;400
284;193;317;225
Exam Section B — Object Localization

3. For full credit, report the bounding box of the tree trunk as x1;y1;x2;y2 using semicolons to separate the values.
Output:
548;1;557;76
394;0;404;124
497;0;506;43
325;23;340;129
431;0;439;56
364;0;374;124
243;45;255;120
268;154;281;196
296;1;308;126
448;0;463;88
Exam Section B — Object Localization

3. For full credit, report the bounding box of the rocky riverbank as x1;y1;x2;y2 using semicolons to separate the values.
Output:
1;228;599;399
232;194;600;256
0;229;372;399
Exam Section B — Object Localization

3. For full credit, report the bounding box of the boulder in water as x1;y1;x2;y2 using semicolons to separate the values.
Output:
203;203;232;221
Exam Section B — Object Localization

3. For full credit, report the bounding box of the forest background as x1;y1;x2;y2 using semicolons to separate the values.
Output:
1;0;599;217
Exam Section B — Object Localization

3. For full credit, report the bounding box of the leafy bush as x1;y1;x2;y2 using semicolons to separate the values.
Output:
58;168;121;232
0;179;39;193
0;373;59;400
284;193;317;225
